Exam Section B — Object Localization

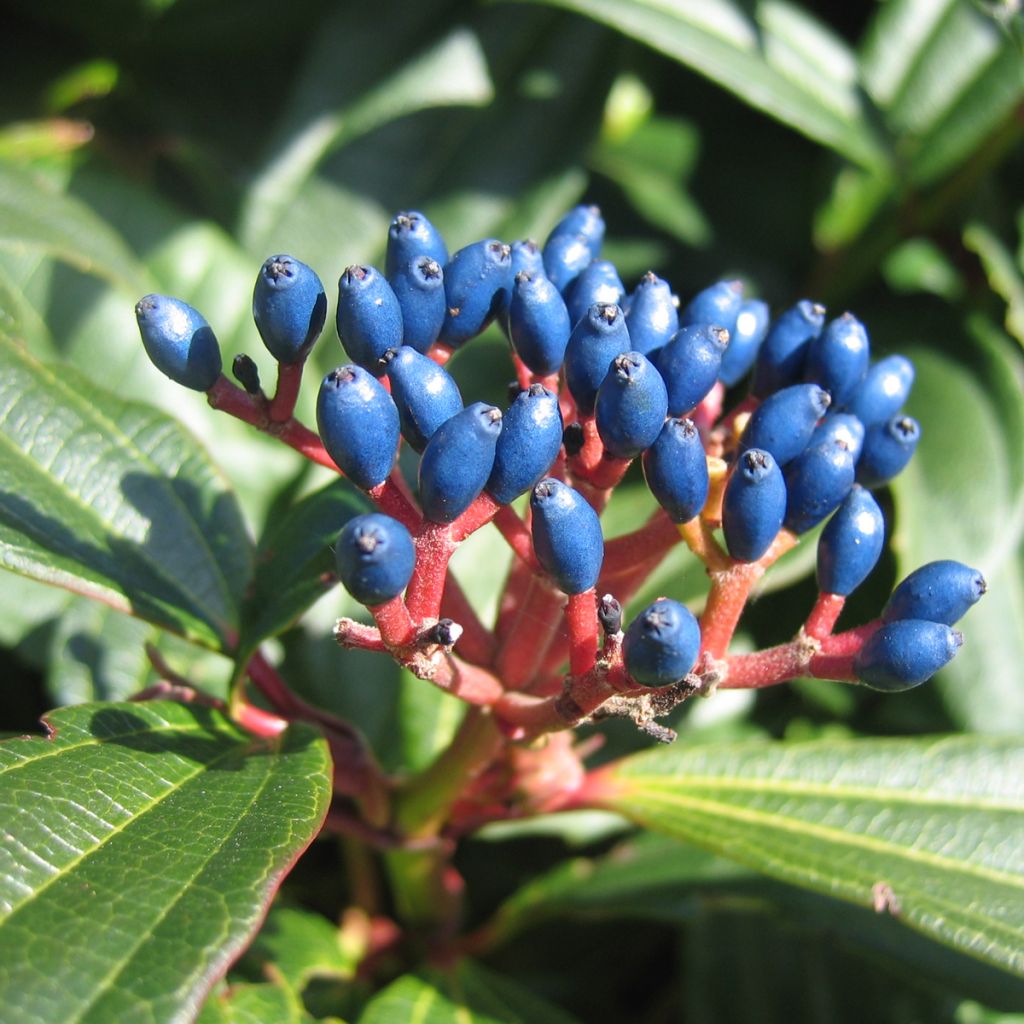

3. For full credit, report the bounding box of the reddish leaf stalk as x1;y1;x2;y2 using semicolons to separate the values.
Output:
494;577;564;689
566;589;599;677
804;592;846;639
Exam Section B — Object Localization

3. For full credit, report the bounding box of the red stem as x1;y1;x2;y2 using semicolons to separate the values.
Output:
440;579;496;665
601;510;681;579
368;475;422;533
804;592;846;640
494;577;563;688
268;360;305;422
566;589;599;677
368;595;418;649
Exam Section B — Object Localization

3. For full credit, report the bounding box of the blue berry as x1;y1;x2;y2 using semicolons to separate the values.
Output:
547;204;605;250
510;238;545;278
385;210;448;279
681;279;742;332
252;255;327;364
419;402;503;523
530;478;603;594
718;298;769;388
595;351;669;460
722;449;787;562
642;418;709;523
336;265;403;374
843;355;914;426
508;271;572;376
439;240;513;348
782;440;856;535
542;232;594;294
388;256;446;354
566;260;626;327
623;598;701;687
487;384;563;504
335;512;415;606
854;620;963;692
317;366;400;490
625;272;680;356
654;324;728;416
752;299;826;397
804;312;869;406
739;383;830;467
381;346;462;453
881;560;986;626
816;485;884;596
856;414;920;488
809;413;865;461
135;294;222;392
564;302;632;416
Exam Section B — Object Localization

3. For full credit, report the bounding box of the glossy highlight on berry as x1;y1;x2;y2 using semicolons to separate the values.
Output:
135;294;222;392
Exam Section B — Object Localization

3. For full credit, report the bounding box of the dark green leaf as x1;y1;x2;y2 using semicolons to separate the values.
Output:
359;961;579;1023
197;980;318;1024
0;332;253;649
511;0;888;168
240;479;370;652
0;701;332;1024
600;735;1024;975
964;220;1024;347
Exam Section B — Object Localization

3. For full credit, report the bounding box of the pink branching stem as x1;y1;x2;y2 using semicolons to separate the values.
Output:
601;510;681;580
566;589;599;677
490;505;540;570
367;595;419;649
804;592;846;639
368;475;421;533
406;523;457;622
268;360;304;423
494;670;618;739
512;353;533;391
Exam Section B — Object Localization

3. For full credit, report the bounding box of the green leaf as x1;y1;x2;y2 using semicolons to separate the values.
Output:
197;981;317;1024
241;17;493;253
359;961;579;1024
598;735;1024;975
964;220;1024;347
246;906;357;994
0;332;253;649
0;161;148;294
511;0;888;169
396;669;467;774
240;479;370;652
0;701;332;1024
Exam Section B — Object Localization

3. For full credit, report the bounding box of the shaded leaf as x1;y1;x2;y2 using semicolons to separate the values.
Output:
511;0;888;168
0;701;331;1024
598;734;1024;975
197;981;317;1024
0;332;253;649
359;961;579;1023
964;220;1024;347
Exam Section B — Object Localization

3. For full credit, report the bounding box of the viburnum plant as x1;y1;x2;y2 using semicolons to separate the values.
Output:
0;200;1015;1023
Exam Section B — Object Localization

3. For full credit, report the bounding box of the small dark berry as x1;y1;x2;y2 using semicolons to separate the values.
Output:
335;512;415;606
336;265;403;374
385;210;448;279
598;594;622;636
719;298;769;388
530;478;603;594
752;299;826;397
722;449;787;562
388;256;446;354
739;383;830;467
562;422;585;457
487;384;563;504
856;414;920;488
783;439;856;535
595;351;669;459
804;312;869;406
563;302;632;416
381;346;462;453
854;620;963;692
135;294;222;392
843;355;914;426
253;254;327;364
625;272;680;356
439;240;513;348
508;271;572;376
654;324;728;415
623;598;701;687
642;418;710;524
881;560;986;626
816;485;885;596
231;353;262;395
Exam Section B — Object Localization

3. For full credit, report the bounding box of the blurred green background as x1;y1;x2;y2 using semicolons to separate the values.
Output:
1;0;1022;1018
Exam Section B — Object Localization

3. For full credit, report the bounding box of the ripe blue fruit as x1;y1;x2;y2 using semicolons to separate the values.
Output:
419;402;503;523
336;265;403;374
719;298;769;388
388;256;446;354
385;210;448;279
566;260;626;327
487;384;563;504
739;383;830;467
510;238;545;278
542;232;594;294
625;272;680;356
595;351;669;460
335;512;416;606
508;272;572;376
623;598;701;687
381;346;462;453
642;418;709;523
655;324;728;415
547;204;605;250
804;312;869;407
530;478;603;594
816;485;884;596
843;354;914;426
752;299;826;397
564;302;632;416
252;255;327;364
782;439;856;535
881;560;986;626
854;619;963;692
722;449;787;562
317;365;400;490
681;279;742;333
809;413;865;461
439;240;513;348
856;414;920;488
135;294;222;392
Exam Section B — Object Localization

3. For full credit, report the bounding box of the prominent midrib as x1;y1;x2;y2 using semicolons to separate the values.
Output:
620;787;1024;891
0;731;247;923
0;400;230;643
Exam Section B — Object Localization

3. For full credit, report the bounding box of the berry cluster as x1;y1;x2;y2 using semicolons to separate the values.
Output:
135;205;985;744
